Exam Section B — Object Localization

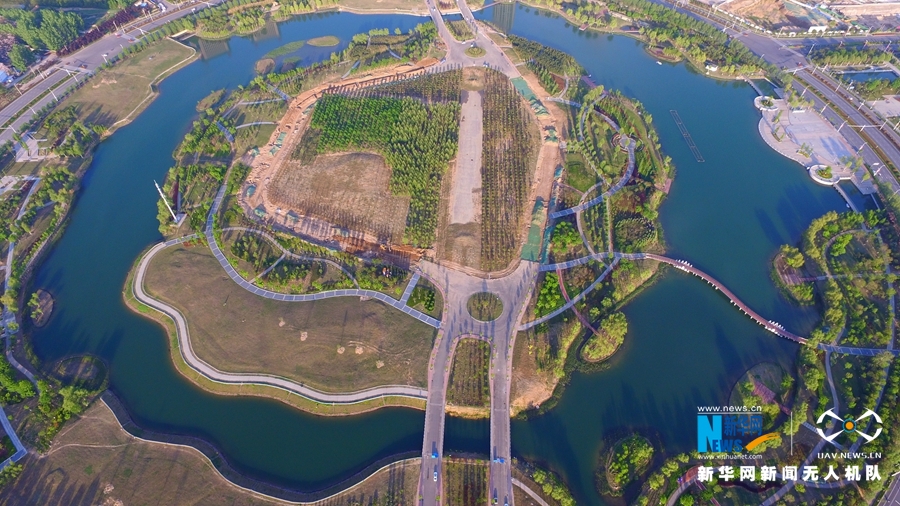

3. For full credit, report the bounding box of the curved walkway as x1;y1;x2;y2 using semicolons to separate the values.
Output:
221;226;359;287
519;258;619;330
531;251;900;357
235;121;276;129
0;402;27;471
551;134;635;219
513;478;551;506
206;185;440;327
132;235;431;405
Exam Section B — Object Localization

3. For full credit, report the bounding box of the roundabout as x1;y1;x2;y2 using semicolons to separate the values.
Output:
465;292;504;322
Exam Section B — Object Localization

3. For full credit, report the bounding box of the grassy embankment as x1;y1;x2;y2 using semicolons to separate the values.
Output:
66;38;196;130
124;242;430;416
1;401;420;505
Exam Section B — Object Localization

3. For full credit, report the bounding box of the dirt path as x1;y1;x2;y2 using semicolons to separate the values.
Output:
449;90;483;225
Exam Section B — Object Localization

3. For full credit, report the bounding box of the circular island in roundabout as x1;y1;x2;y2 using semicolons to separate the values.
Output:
466;292;504;322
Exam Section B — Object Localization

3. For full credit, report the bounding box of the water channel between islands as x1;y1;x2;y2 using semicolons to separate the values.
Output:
27;4;849;505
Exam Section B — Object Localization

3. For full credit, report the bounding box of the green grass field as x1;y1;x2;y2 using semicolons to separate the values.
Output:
143;244;437;392
64;39;195;128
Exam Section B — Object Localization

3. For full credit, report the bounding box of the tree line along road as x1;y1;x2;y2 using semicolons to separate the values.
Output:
650;0;900;196
0;0;228;147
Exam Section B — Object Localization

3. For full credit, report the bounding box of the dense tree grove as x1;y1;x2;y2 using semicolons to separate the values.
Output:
58;6;141;56
20;0;130;7
529;0;770;75
788;210;896;351
581;311;627;362
847;76;900;100
0;8;82;52
811;46;893;66
535;272;563;316
0;357;35;404
177;96;234;159
509;35;583;76
446;339;491;407
363;68;463;104
40;105;104;157
481;68;538;270
602;435;654;495
531;468;576;506
310;93;460;247
0;8;84;70
549;221;581;258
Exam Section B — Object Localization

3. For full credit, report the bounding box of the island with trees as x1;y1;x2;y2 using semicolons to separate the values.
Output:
509;39;674;416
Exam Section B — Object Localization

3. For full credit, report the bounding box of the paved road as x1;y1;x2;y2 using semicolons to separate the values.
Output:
0;0;227;146
881;474;900;506
415;258;538;506
413;2;532;503
423;0;518;77
652;0;900;197
132;235;433;405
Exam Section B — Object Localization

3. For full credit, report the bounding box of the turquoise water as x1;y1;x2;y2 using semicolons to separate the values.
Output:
479;4;846;504
29;12;434;490
26;3;848;502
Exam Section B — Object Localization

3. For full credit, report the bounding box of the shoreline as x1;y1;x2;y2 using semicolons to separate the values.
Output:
99;390;423;504
514;0;761;84
122;240;429;417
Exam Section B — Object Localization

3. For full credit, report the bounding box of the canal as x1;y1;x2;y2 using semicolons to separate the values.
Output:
28;3;846;503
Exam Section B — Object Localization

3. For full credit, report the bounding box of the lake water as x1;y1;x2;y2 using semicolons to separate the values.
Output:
28;3;845;503
478;4;845;504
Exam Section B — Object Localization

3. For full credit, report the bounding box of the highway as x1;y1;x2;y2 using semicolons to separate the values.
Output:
415;2;529;504
654;0;900;197
0;0;227;146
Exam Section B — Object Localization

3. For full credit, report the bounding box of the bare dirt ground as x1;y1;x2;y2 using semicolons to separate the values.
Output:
3;401;421;506
509;330;557;415
449;90;483;226
240;59;440;249
143;245;437;392
722;0;793;28
269;152;411;243
516;67;565;208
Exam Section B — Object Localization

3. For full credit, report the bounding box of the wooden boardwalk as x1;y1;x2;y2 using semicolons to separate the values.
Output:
640;253;804;342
